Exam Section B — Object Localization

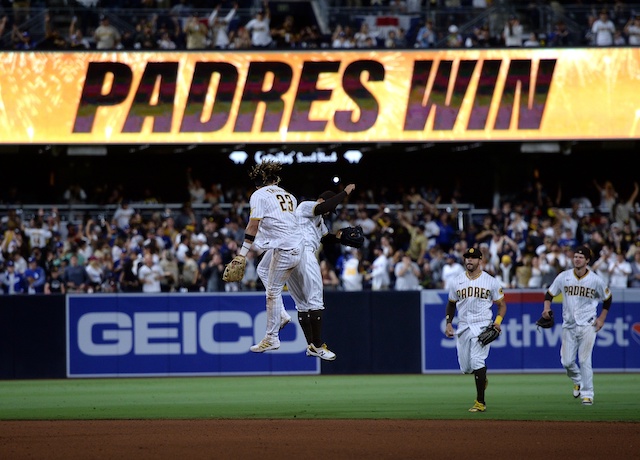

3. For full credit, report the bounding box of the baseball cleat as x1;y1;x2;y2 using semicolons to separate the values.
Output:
250;337;280;353
306;343;336;361
279;314;292;330
581;397;593;406
468;400;486;412
573;384;581;398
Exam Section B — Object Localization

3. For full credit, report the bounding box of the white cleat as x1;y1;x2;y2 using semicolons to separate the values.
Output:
573;384;581;398
306;343;336;361
279;314;292;330
250;338;280;353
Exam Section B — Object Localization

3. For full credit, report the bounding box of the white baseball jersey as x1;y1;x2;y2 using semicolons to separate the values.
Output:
250;185;302;250
547;268;611;328
282;200;328;312
295;201;327;252
448;271;504;336
24;227;52;249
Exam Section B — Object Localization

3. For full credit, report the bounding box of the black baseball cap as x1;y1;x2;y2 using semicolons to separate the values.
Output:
463;247;482;259
319;190;336;201
574;245;592;260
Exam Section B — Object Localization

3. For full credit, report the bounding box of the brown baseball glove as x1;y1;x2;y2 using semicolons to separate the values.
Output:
223;255;246;282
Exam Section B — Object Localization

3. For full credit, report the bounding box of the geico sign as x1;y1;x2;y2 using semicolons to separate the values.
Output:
439;315;630;348
77;311;306;356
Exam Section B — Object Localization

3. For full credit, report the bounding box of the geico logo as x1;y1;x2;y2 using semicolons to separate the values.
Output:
439;316;630;348
77;310;306;356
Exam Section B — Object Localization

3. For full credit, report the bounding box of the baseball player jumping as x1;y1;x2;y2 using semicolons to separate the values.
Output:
235;161;303;353
444;247;507;412
541;245;612;405
285;184;356;360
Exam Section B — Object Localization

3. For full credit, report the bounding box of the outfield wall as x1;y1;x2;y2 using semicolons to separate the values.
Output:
1;290;638;379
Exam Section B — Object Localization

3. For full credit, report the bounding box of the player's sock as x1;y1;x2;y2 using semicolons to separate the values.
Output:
297;311;313;344
310;309;324;348
473;366;487;404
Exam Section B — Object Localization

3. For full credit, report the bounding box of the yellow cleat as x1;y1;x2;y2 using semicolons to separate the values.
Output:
468;400;486;412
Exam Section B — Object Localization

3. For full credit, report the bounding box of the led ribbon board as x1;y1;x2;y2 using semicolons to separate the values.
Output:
1;48;639;143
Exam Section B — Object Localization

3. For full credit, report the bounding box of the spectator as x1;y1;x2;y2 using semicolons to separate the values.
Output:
441;253;464;289
1;260;25;294
39;12;68;50
187;169;206;204
320;259;340;290
445;25;463;48
367;245;391;291
341;249;363;291
201;249;225;292
414;19;436;49
180;249;200;292
69;16;91;50
608;250;631;288
271;13;297;49
63;253;89;293
523;32;540;47
85;255;104;292
229;26;251;49
527;255;543;288
354;22;378;49
245;1;273;48
94;15;121;50
184;13;209;49
138;252;164;293
628;249;640;288
549;20;573;47
624;15;640;46
118;256;141;292
112;200;135;232
592;244;613;287
394;253;421;290
63;183;87;205
208;2;238;49
44;265;65;294
241;249;259;291
24;256;46;294
11;25;32;50
503;15;523;47
591;10;616;46
157;30;177;50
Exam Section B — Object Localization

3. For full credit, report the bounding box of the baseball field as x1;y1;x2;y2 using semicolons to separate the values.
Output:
1;373;638;459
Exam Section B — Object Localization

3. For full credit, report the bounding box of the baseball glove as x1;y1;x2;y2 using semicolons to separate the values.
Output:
535;310;554;329
339;225;365;248
478;324;501;346
223;255;246;282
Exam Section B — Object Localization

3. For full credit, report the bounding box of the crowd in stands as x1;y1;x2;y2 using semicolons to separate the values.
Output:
3;174;640;295
2;1;640;50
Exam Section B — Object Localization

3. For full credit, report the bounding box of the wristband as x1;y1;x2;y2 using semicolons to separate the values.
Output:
446;314;452;324
495;315;503;325
239;241;251;257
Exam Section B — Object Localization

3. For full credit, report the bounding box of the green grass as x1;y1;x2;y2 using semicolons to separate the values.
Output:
1;374;639;421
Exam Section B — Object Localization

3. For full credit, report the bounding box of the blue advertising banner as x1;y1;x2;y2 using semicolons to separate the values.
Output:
66;293;317;377
421;290;640;374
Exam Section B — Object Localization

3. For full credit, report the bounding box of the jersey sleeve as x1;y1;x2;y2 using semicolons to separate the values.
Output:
546;273;562;297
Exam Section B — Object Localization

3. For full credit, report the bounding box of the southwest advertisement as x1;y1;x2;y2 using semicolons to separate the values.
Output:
2;48;640;144
421;289;640;373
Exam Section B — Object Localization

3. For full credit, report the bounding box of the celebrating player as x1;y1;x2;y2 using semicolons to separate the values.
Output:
541;245;612;405
225;160;303;353
285;184;358;360
444;247;507;413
